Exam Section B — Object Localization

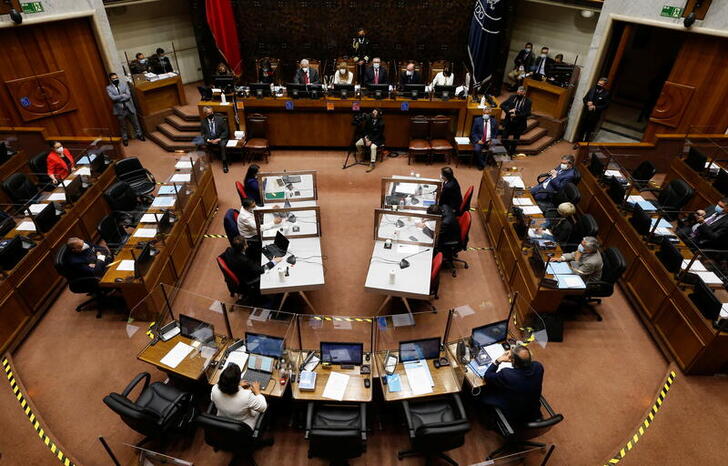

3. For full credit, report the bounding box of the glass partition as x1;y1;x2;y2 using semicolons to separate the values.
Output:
380;176;442;211
253;205;321;239
374;208;440;246
258;170;318;204
0;123;20;165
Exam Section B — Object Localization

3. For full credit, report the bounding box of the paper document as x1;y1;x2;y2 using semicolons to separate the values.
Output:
397;243;419;254
28;204;46;215
234;130;245;139
695;271;722;285
520;205;543;215
152;196;176;208
133;228;157;238
484;343;506;361
225;140;239;148
47;193;66;201
75;167;91;176
322;372;350;401
158;185;179;195
547;262;573;275
403;360;434;395
391;313;415;327
513;197;533;206
76;154;96;165
224;350;249;371
175;160;193;170
160;342;194;368
651;218;672;228
117;260;135;271
140;213;160;223
604;169;623;178
15;221;35;232
654;227;675;236
386;373;402;392
528;228;552;239
681;259;707;272
170;173;191;183
454;137;470;145
394;183;417;195
502;176;525;189
556;274;586;289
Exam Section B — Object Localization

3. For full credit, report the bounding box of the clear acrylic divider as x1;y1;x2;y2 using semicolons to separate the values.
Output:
0;122;21;157
374;208;440;246
257;170;318;204
254;205;321;239
381;175;443;211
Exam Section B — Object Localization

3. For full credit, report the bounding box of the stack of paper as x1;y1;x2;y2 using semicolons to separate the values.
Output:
695;271;722;285
160;342;194;368
521;205;543;215
175;160;193;170
556;274;586;289
322;372;350;401
28;204;47;215
455;136;470;145
140;213;160;223
502;176;525;189
151;196;176;208
681;259;707;272
47;193;66;201
16;221;36;232
403;360;434;395
158;185;179;195
133;228;157;238
513;197;533;206
170;173;191;183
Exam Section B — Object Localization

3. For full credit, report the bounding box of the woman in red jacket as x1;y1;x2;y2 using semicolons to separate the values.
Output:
47;141;75;184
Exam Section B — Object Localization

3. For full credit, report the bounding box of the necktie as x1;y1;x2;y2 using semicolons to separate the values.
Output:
304;72;310;84
484;121;490;142
374;69;379;84
705;213;721;225
209;119;215;136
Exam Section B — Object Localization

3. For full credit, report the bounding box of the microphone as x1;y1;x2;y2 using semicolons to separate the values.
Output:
399;248;431;269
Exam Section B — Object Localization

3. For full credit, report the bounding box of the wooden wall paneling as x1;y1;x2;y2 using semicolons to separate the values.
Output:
653;297;705;369
0;280;31;354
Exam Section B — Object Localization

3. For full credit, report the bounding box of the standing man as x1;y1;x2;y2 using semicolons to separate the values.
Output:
499;86;531;156
355;108;384;173
150;48;173;74
577;77;610;145
470;106;499;170
201;106;230;173
351;28;370;78
399;62;422;88
293;59;320;84
363;57;388;85
530;46;553;81
106;73;145;147
506;42;535;91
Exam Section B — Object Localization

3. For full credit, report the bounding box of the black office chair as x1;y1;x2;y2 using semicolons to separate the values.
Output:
579;247;627;321
306;402;367;464
103;372;195;446
540;182;581;218
487;396;563;460
97;214;129;252
114;157;156;198
2;173;41;208
104;181;147;226
684;146;707;174
196;402;273;466
631;160;657;191
571;167;582;185
643;179;694;220
28;150;54;190
398;394;471;465
53;244;119;318
563;214;598;253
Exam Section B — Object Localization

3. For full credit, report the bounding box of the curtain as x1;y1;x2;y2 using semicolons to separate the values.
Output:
205;0;242;75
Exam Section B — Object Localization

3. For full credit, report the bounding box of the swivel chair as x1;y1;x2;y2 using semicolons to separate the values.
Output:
305;401;367;465
487;396;563;460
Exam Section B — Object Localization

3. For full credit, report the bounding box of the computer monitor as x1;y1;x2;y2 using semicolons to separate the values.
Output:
156;210;173;234
588;153;606;178
64;175;83;203
529;244;547;278
685;146;707;173
0;236;28;270
607;175;627;206
175;183;190;211
399;337;441;362
365;83;389;99
656;239;683;274
629;204;652;236
245;332;284;358
33;202;60;234
320;342;364;365
713;169;728;196
213;75;235;93
402;83;426;100
89;150;107;175
688;280;722;320
512;207;529;240
285;83;307;99
249;82;272;98
333;83;355;99
134;241;154;278
471;320;508;348
434;85;457;100
179;314;215;343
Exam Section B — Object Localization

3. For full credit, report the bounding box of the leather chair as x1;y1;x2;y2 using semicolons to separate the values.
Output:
408;115;431;165
103;372;195;446
579;247;627;321
397;59;425;81
223;209;240;247
97;215;129;252
196;402;272;466
28;150;54;190
631;160;657;191
53;244;118;318
2;173;40;208
430;252;443;300
306;401;367;464
114;157;156;197
428;59;451;83
398;394;471;465
255;56;281;84
685;146;707;174
443;211;471;277
571;167;582;185
563;214;598;253
458;185;474;216
104;181;147;227
648;179;694;220
540;182;581;219
429;115;455;165
244;114;271;164
487;396;563;460
235;181;247;204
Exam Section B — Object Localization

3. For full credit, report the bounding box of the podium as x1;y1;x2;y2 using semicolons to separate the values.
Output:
523;78;572;119
133;75;187;134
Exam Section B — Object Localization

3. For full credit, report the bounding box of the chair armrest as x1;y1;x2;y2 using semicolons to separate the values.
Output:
536;173;549;184
252;409;266;439
68;276;102;290
493;406;515;436
359;402;367;441
144;169;156;184
401;400;416;438
453;393;467;420
639;187;661;193
122;372;150;398
206;401;217;415
539;396;557;417
159;391;193;426
304;401;314;439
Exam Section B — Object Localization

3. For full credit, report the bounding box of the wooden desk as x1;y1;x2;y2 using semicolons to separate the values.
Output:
523;78;572;120
375;352;461;402
138;333;225;381
446;342;486;389
134;75;187;134
205;346;292;398
291;352;373;403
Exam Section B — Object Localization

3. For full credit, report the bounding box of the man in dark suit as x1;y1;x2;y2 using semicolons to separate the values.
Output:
478;345;544;424
530;155;576;202
201;106;230;173
219;237;281;305
529;46;553;81
499;87;532;156
150;48;173;74
129;52;150;74
362;57;388;85
293;59;320;84
399;62;422;88
577;77;610;144
418;205;460;253
681;198;728;248
507;42;535;90
471;106;500;170
439;166;462;214
355;109;385;172
66;237;112;279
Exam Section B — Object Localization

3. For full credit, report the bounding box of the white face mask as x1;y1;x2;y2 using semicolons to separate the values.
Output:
560;163;569;170
541;53;548;58
301;67;308;72
407;70;413;76
577;244;585;253
55;146;64;154
483;115;490;121
373;63;380;69
81;242;90;251
339;68;347;74
525;48;532;53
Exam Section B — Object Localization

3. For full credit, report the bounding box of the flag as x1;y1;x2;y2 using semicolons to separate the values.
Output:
467;0;506;88
206;0;243;75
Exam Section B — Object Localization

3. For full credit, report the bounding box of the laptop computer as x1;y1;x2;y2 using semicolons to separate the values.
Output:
242;353;275;389
282;175;301;184
262;231;289;260
471;320;508;366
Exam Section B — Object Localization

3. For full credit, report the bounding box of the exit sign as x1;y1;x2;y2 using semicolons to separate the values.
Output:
660;5;683;18
21;2;44;13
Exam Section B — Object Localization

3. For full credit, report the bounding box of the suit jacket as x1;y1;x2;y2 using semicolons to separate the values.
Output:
293;68;320;84
537;166;576;195
46;148;75;180
129;59;149;74
67;244;111;279
694;206;728;247
561;250;603;282
220;247;267;290
481;361;544;423
440;178;463;214
245;177;262;206
363;66;388;85
582;85;610;113
470;116;499;145
500;95;532;131
200;115;229;143
106;80;137;115
550;217;574;246
399;70;422;87
531;56;554;77
437;205;461;250
150;55;173;74
362;115;385;146
351;36;370;60
513;49;535;70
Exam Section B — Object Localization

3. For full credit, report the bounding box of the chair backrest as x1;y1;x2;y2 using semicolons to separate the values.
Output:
431;252;443;283
601;247;627;284
414;419;470;452
197;411;256;453
97;215;125;245
398;59;424;76
223;209;240;246
577;213;599;238
459;186;474;215
409;116;430;139
256;56;281;82
297;58;321;76
518;410;564;441
658;178;694;211
104;181;137;212
3;172;38;204
458;211;472;246
53;244;71;278
217;256;240;295
114;157;145;179
29;151;50;183
308;429;364;461
246;113;268;139
555;182;581;206
571;167;582;185
632;160;656;183
235;181;247;204
430;115;452;140
428;60;451;82
103;393;163;438
685;147;707;173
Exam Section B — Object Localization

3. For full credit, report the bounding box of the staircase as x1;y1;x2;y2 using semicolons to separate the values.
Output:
513;118;555;155
148;105;200;152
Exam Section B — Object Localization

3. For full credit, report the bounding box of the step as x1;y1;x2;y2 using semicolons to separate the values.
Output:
173;105;201;122
517;126;548;146
516;135;555;155
526;118;538;131
148;131;197;152
158;123;197;142
166;113;200;132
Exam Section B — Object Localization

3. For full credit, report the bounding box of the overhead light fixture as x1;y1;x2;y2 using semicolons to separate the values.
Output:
580;10;595;19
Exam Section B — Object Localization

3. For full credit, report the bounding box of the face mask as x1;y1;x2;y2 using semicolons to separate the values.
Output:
483;115;490;121
560;163;569;170
407;71;413;76
81;243;90;251
541;53;548;58
577;244;585;253
525;48;532;52
139;58;147;64
301;67;308;72
339;68;347;74
55;147;64;154
518;66;525;71
715;205;724;215
373;63;380;69
207;114;214;120
111;79;119;86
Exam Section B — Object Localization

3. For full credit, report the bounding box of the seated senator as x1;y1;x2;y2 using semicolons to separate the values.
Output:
220;236;281;300
237;198;286;239
677;198;728;249
532;202;576;245
47;141;76;184
244;164;263;206
530;154;576;202
66;237;112;279
417;204;460;253
211;362;268;429
554;236;603;282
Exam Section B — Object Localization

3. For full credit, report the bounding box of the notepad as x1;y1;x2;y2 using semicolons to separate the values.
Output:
513;197;533;206
224;350;249;372
151;196;176;208
520;205;543;215
695;271;722;285
157;185;179;195
386;373;402;392
170;173;191;183
404;361;434;395
681;259;707;272
322;372;350;401
160;342;194;368
547;262;573;275
117;260;135;271
16;221;36;232
28;204;47;215
140;213;160;223
455;136;470;145
556;274;586;289
175;160;193;170
298;370;317;390
484;343;506;361
133;228;157;238
502;176;525;189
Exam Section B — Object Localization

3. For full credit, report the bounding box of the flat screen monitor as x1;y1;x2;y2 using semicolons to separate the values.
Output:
472;320;508;348
688;280;722;320
156;210;173;234
399;337;441;362
685;146;707;173
320;342;364;365
512;207;529;240
629;204;652;236
713;169;728;196
607;175;626;206
588;153;606;178
333;84;355;98
134;241;154;278
285;83;323;99
64;175;83;203
213;75;235;92
245;332;284;358
656;239;683;274
0;236;27;270
434;85;456;100
249;82;272;98
33;202;60;234
89;150;107;175
402;83;426;100
529;244;547;277
365;83;389;99
0;214;15;237
179;314;215;343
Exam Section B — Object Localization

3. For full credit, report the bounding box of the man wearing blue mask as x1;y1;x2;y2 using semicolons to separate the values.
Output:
684;198;728;248
554;236;602;282
530;154;576;201
129;52;149;74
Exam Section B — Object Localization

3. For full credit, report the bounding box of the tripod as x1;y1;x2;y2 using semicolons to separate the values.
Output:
342;115;369;169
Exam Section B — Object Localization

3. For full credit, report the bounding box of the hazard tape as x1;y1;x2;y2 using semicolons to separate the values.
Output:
145;321;156;340
467;246;492;251
312;316;373;323
203;234;228;239
604;371;677;465
2;358;76;466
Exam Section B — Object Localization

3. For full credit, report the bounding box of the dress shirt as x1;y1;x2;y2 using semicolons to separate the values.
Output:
237;208;286;238
431;72;454;87
211;385;267;429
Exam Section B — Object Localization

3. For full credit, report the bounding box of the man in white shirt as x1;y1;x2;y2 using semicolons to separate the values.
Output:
211;363;267;429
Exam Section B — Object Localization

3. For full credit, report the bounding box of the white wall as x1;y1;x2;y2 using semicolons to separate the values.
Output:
107;0;202;84
565;0;728;140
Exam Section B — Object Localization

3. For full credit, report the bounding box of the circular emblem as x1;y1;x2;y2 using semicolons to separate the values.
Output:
20;97;31;107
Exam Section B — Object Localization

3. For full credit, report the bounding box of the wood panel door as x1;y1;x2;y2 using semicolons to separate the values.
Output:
0;17;117;136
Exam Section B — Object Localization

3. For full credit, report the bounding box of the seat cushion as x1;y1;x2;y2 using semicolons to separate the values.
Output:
409;401;456;430
136;382;184;417
430;139;453;151
245;138;269;149
312;407;361;429
409;139;431;151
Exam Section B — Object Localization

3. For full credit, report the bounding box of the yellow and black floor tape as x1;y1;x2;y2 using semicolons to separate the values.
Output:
2;357;76;466
312;315;373;323
468;246;492;251
604;370;677;465
203;233;228;239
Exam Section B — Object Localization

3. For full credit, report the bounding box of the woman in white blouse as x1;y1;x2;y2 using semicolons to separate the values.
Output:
333;62;354;85
431;67;454;87
211;362;267;429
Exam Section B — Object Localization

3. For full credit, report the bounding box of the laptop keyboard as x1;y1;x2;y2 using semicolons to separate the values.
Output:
242;369;271;389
